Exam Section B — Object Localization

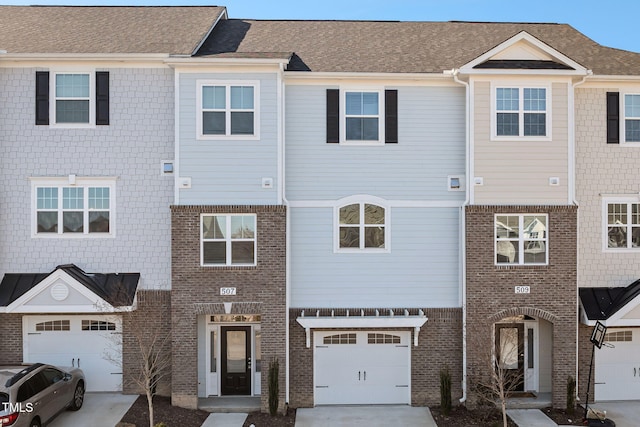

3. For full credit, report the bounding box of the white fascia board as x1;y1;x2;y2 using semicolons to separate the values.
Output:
166;57;291;67
284;71;453;83
288;199;464;208
0;53;169;63
458;31;588;75
460;69;588;76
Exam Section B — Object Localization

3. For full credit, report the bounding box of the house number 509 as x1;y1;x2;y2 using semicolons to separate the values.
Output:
220;287;237;296
515;286;530;294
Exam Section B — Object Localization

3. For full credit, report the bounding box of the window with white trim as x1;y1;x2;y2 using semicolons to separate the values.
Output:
624;94;640;143
337;202;387;251
605;200;640;249
344;91;381;142
495;214;548;265
197;81;259;139
495;87;548;138
201;214;256;266
53;72;94;125
33;178;114;237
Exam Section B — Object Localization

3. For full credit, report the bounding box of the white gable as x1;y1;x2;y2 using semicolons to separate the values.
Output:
5;270;117;313
622;304;640;320
491;40;554;61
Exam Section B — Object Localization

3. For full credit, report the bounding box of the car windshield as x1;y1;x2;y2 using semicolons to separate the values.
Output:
0;392;8;405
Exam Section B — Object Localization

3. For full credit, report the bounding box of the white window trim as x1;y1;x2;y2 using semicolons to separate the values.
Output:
340;88;385;145
602;196;640;252
334;195;390;253
200;213;257;267
49;70;96;128
494;213;548;266
491;83;552;141
30;177;116;238
196;80;260;141
622;93;640;146
448;175;464;192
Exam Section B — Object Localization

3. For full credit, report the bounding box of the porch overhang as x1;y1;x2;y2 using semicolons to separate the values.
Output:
579;279;640;327
296;309;428;347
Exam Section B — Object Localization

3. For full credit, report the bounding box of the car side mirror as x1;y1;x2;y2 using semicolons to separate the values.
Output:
63;373;72;382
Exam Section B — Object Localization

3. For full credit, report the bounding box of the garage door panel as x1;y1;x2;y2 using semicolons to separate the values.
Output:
595;329;640;401
314;331;410;405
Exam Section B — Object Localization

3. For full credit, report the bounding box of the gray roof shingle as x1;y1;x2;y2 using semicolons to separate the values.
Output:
0;6;225;55
198;19;640;75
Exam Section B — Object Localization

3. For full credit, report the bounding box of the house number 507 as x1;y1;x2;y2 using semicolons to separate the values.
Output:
220;287;237;296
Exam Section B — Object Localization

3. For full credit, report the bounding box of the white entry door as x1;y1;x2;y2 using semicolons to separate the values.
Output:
23;315;122;392
314;331;410;405
595;328;640;401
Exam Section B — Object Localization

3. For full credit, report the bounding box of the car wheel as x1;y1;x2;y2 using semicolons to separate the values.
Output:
69;381;85;411
29;417;41;427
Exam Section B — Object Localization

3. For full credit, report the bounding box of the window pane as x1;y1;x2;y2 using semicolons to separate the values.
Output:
340;227;360;248
497;113;519;136
89;212;109;233
37;212;58;233
625;119;640;142
231;216;255;239
56;100;90;123
56;74;89;97
202;86;226;109
89;187;109;209
625;94;640;117
496;216;519;238
340;204;360;224
523;215;546;239
203;111;225;135
346;92;363;115
255;330;261;372
524;88;546;111
231;241;254;264
496;88;519;110
203;216;226;239
496;241;518;263
63;187;84;209
608;226;627;248
230;86;254;109
203;241;226;264
524;241;546;263
37;187;58;209
524;113;546;136
362;92;378;115
346;117;379;140
365;227;385;248
230;112;254;135
608;203;627;225
63;212;83;233
364;204;384;224
346;92;378;115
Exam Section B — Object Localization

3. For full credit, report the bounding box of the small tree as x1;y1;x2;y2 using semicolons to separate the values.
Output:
268;357;279;416
469;323;525;427
440;367;452;415
566;375;576;415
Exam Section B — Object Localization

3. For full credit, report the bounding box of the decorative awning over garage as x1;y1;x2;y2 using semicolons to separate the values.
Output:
579;279;640;327
296;308;428;347
0;264;140;313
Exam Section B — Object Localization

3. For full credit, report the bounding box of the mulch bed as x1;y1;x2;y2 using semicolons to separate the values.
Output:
119;395;210;427
243;409;296;427
431;405;518;427
543;406;588;425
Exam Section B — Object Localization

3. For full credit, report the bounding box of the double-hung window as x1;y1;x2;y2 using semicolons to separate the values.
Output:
344;91;381;142
55;73;91;124
624;94;640;143
201;214;256;266
495;87;548;138
33;179;114;237
495;214;547;265
604;199;640;249
337;201;388;252
198;81;259;139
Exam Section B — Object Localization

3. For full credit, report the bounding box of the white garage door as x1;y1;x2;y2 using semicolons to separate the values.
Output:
24;315;122;392
314;331;410;405
595;328;640;401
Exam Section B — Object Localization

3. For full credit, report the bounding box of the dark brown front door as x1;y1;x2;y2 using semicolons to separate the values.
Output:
495;323;525;392
221;326;251;395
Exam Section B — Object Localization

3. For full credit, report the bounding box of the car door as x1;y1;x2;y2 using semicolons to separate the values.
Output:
40;368;71;412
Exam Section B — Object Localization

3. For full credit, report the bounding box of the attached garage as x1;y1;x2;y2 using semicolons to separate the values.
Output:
595;328;640;401
314;330;411;405
23;315;123;392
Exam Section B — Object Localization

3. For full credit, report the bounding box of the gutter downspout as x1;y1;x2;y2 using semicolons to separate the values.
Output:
570;71;590;401
452;69;470;404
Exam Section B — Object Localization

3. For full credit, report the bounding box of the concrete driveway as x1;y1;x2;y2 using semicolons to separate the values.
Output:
589;401;640;427
48;392;137;427
295;405;437;427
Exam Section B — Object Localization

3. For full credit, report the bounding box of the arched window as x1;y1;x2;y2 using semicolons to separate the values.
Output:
337;201;386;250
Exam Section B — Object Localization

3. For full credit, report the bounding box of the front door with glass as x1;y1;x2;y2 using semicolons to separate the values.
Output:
221;326;251;395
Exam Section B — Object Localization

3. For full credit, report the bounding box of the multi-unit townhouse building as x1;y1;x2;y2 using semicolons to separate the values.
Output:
1;5;640;414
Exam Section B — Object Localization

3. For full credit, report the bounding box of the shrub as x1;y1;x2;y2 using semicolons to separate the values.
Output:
268;357;279;416
567;375;576;415
440;367;452;415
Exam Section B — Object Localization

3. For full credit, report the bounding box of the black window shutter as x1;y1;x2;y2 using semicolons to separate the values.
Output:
35;71;49;125
326;89;339;143
385;89;398;143
607;92;619;144
96;72;110;125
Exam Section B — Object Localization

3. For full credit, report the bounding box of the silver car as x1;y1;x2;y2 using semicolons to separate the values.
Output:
0;363;85;427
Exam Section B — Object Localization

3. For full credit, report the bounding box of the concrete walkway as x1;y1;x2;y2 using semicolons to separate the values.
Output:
201;412;248;427
295;405;437;427
48;392;138;427
507;409;558;427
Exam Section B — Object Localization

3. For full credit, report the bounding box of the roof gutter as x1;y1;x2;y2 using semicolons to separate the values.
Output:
165;57;291;66
0;53;170;63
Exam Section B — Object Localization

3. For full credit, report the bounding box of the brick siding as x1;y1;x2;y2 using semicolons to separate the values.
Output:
0;314;22;364
465;205;577;408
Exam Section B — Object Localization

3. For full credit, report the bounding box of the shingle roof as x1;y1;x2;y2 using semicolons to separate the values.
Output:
579;279;640;321
0;264;140;307
198;20;640;75
0;6;225;55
